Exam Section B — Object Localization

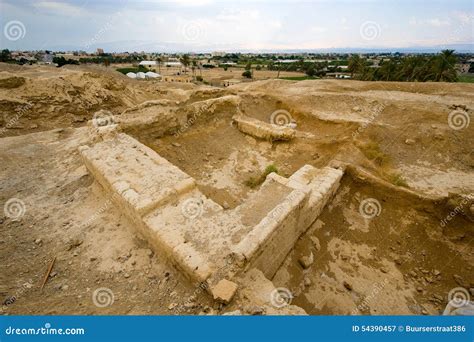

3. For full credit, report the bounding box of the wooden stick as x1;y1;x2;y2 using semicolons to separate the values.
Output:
40;256;56;290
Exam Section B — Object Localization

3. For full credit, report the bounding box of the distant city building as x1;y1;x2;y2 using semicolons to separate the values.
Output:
139;60;157;66
56;53;80;60
456;63;470;74
164;61;182;67
96;48;104;55
41;52;54;64
145;71;161;79
212;51;226;57
276;59;299;63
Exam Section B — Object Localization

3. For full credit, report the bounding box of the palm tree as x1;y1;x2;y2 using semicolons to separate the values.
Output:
180;54;190;74
348;55;364;78
430;50;457;82
156;56;162;74
397;56;419;81
377;59;398;81
192;60;197;78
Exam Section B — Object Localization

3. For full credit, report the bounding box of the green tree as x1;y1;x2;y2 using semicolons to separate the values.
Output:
377;59;399;81
305;66;316;77
348;55;364;77
180;54;190;74
156;56;162;74
192;60;197;77
430;50;457;82
242;70;252;78
0;49;11;62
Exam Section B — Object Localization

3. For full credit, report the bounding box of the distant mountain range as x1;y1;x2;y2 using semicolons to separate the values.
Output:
43;40;474;54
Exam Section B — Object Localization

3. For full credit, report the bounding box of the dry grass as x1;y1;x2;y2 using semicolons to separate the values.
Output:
358;141;390;166
244;164;279;188
389;173;409;187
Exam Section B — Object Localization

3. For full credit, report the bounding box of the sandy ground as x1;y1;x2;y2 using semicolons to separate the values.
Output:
1;64;473;315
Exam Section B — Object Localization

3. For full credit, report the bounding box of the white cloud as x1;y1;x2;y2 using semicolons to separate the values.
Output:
34;1;86;16
426;18;450;27
451;11;474;24
311;26;327;33
216;9;260;21
173;0;213;5
409;17;450;27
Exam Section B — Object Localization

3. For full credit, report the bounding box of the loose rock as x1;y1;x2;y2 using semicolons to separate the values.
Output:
343;281;353;291
298;252;314;269
211;279;238;304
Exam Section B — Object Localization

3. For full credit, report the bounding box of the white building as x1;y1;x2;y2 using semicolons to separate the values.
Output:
164;61;182;67
139;61;157;66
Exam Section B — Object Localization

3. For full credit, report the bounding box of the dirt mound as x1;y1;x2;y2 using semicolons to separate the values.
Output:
0;76;26;89
0;64;196;136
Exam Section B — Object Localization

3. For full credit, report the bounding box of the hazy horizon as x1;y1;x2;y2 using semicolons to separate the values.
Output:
1;0;473;53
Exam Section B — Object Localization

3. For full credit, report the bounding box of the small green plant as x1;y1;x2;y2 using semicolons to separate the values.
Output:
389;173;409;187
358;141;390;166
244;164;279;188
263;164;278;175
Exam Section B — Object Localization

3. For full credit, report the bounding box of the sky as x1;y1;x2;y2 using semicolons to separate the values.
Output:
0;0;473;52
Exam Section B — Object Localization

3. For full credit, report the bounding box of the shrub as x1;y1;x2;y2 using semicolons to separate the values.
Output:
358;141;390;166
244;164;279;188
389;173;409;187
242;70;252;78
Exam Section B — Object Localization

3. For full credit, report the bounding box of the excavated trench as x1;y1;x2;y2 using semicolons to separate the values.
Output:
106;93;473;314
273;173;473;315
131;94;355;209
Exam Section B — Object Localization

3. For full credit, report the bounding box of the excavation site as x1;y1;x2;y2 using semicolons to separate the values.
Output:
1;64;473;316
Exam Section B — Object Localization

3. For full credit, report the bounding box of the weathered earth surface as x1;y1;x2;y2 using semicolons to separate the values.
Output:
1;64;473;315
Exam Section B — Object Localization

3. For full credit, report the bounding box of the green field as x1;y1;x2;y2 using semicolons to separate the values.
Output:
279;76;318;81
116;66;150;74
458;74;474;83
